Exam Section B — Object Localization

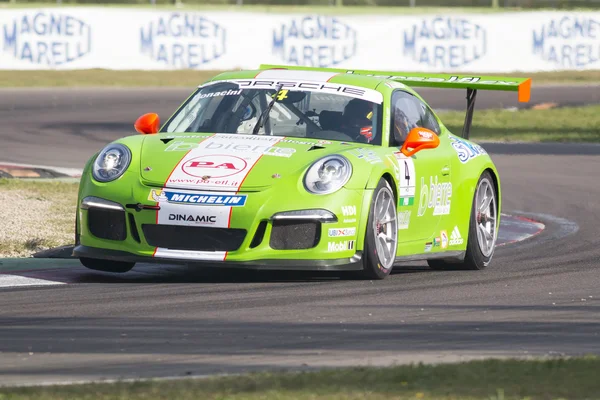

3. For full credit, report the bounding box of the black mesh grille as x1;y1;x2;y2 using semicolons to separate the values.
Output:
142;225;246;252
269;220;320;250
87;208;127;241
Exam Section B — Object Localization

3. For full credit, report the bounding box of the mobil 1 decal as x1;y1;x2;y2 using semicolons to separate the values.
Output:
166;134;282;190
394;152;416;207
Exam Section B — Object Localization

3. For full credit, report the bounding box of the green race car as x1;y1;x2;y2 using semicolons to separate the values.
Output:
74;65;531;279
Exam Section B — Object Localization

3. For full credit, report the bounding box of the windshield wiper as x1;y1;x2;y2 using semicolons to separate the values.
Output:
252;84;284;135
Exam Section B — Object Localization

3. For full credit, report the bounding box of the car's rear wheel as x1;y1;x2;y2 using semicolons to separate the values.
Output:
428;171;498;271
361;178;398;280
80;257;135;273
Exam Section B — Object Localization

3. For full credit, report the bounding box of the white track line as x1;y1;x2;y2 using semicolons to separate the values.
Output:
0;275;65;288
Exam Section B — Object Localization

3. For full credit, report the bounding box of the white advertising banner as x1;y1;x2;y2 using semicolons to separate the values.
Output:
0;8;598;72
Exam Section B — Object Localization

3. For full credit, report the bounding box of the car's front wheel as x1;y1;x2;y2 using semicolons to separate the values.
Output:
428;171;498;271
361;178;398;280
80;257;135;273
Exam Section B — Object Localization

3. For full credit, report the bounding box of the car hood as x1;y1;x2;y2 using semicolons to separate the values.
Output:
139;133;360;192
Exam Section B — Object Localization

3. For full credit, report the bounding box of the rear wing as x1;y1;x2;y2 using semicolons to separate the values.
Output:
259;64;532;139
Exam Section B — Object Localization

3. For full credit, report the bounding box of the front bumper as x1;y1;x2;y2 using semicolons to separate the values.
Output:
73;245;364;271
77;175;371;269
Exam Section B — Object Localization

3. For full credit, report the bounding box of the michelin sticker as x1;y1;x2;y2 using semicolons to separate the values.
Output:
449;135;487;163
417;176;452;216
140;13;226;68
403;17;487;68
2;12;91;66
149;189;247;206
272;16;357;67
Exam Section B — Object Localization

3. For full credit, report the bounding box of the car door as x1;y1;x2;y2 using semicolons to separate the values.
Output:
389;90;451;244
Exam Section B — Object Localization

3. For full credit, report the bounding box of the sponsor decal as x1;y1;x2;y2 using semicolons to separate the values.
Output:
168;213;217;224
343;218;356;223
272;16;357;67
229;79;381;104
394;152;416;207
418;129;434;139
351;148;382;164
327;240;355;252
433;236;441;247
449;226;464;246
449;135;487;163
403;17;487;68
341;205;356;217
328;227;357;237
440;230;449;249
533;16;600;68
424;242;433;252
417;176;452;217
2;12;91;66
182;155;247;179
140;13;226;68
166;135;282;190
165;140;296;158
149;189;247;206
398;210;411;230
346;71;522;86
196;89;242;99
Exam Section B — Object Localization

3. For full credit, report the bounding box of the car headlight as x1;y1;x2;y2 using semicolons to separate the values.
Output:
304;155;352;195
92;143;132;182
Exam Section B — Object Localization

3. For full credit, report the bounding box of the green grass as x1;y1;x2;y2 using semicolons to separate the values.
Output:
0;179;78;258
1;69;600;88
1;358;600;399
441;104;600;143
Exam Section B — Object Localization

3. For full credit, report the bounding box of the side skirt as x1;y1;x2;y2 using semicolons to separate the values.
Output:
394;250;465;264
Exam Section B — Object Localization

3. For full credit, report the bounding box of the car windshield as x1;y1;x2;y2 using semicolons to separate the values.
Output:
162;80;383;145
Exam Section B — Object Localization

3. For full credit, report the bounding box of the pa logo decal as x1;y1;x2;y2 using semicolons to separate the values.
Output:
182;155;247;178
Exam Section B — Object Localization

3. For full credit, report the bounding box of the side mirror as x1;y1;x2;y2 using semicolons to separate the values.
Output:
400;127;440;157
134;113;160;135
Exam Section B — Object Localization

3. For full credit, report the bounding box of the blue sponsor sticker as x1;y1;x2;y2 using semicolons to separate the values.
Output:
532;16;600;68
403;17;486;68
149;189;246;206
2;12;91;66
449;135;487;164
272;16;357;67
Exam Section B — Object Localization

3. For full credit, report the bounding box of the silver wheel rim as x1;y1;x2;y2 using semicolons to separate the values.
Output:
475;178;497;257
373;186;398;270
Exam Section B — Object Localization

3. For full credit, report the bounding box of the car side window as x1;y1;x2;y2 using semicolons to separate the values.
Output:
390;90;440;146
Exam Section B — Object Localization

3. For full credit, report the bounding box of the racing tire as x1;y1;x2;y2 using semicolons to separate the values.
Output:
361;178;398;280
80;257;135;273
428;171;498;271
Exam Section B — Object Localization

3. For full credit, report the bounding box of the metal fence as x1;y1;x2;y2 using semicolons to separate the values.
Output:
2;0;600;8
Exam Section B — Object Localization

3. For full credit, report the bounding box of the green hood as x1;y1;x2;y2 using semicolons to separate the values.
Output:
138;133;361;191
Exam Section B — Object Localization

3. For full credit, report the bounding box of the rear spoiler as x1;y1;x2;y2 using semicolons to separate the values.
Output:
259;64;532;139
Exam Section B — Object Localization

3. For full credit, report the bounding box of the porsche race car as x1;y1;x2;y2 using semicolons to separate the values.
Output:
74;65;531;279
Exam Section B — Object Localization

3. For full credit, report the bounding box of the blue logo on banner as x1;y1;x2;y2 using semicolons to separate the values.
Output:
272;16;357;67
140;13;226;68
403;17;486;68
533;16;600;68
2;12;91;66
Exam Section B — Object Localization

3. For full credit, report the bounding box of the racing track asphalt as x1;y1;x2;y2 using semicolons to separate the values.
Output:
0;87;599;385
1;84;599;168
